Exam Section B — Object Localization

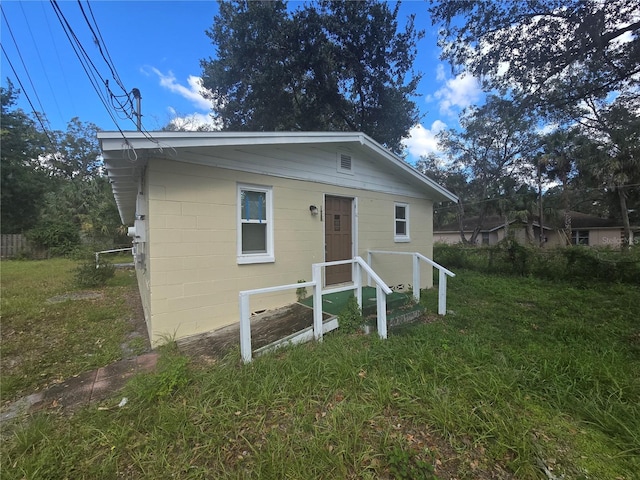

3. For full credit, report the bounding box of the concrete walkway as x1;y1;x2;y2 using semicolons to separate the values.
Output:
1;352;159;423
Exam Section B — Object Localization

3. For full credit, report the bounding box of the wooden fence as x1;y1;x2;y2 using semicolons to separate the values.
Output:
0;234;31;258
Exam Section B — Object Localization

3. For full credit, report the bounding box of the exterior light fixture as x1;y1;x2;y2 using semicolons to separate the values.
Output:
309;205;319;215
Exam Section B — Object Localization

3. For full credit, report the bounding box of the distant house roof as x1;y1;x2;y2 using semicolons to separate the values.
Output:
98;131;458;224
435;215;545;233
435;211;637;233
565;211;628;229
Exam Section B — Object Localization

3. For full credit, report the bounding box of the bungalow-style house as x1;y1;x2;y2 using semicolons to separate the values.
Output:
434;216;552;246
98;131;458;345
561;211;638;247
435;211;638;248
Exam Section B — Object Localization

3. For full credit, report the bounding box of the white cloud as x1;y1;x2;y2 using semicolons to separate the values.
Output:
436;64;446;82
434;72;482;116
144;67;214;111
537;122;559;136
402;120;447;160
166;108;222;131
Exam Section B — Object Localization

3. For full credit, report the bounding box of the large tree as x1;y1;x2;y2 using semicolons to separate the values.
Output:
1;82;123;248
201;0;422;152
48;118;103;179
434;96;540;244
0;82;50;233
429;0;640;111
572;92;640;246
538;128;580;244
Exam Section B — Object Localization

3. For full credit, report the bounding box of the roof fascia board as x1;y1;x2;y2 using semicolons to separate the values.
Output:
358;134;458;203
97;131;366;152
98;131;459;202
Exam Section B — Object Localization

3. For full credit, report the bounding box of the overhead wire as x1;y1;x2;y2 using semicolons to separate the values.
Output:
1;43;57;148
49;0;130;142
17;1;65;126
77;0;136;120
76;0;160;145
82;1;127;92
1;4;53;137
40;0;78;119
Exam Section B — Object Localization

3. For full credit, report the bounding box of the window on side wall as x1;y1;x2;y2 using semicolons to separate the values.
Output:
237;184;274;264
394;203;410;242
571;230;589;246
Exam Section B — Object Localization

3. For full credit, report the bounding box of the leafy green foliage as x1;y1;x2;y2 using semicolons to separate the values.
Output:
422;95;540;242
434;242;640;284
27;221;80;256
201;0;422;152
1;82;124;249
296;280;308;302
0;82;50;233
337;295;363;333
570;93;640;246
48;118;103;179
388;446;436;480
74;259;116;288
429;0;640;110
425;2;639;239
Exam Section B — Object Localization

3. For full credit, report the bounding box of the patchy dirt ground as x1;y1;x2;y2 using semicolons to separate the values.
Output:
120;286;151;358
177;303;331;363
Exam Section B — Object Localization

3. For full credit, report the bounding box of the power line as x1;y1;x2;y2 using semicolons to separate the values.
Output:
1;4;52;134
17;1;65;126
1;43;56;147
81;0;127;93
39;0;78;122
49;0;129;139
77;0;135;120
52;0;158;146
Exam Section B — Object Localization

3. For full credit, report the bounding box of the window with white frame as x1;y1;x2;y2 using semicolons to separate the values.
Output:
394;203;410;242
237;184;274;264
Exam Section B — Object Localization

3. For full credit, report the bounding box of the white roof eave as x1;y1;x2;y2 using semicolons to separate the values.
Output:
98;131;458;223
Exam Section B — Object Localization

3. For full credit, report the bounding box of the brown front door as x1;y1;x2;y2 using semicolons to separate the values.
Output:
325;195;353;285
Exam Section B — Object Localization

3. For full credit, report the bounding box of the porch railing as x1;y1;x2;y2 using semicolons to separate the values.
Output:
367;250;455;315
238;256;392;363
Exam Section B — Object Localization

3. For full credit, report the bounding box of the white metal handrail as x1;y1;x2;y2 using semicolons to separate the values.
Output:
367;250;455;315
95;247;133;267
238;256;392;363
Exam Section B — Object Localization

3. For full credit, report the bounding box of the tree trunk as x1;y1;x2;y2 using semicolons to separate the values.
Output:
618;185;632;250
562;173;571;246
456;201;471;244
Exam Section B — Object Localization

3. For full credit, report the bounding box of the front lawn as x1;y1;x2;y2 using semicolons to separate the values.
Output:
2;267;639;479
0;259;141;401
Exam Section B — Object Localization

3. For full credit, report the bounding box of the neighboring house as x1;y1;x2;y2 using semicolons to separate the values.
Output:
434;216;553;246
434;211;638;248
562;211;638;248
98;131;457;345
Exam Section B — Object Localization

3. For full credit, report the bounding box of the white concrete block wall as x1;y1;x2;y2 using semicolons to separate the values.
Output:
143;158;437;344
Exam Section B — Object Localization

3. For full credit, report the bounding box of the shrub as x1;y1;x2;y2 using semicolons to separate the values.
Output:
433;242;640;285
337;295;363;334
296;280;308;302
74;258;115;288
433;242;470;269
27;221;80;257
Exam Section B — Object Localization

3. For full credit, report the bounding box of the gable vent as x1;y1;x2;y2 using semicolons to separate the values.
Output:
340;153;352;171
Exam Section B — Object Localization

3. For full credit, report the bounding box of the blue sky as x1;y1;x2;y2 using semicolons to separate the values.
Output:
1;1;483;162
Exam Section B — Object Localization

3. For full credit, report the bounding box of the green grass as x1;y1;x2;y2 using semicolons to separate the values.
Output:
2;268;639;479
1;259;138;400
